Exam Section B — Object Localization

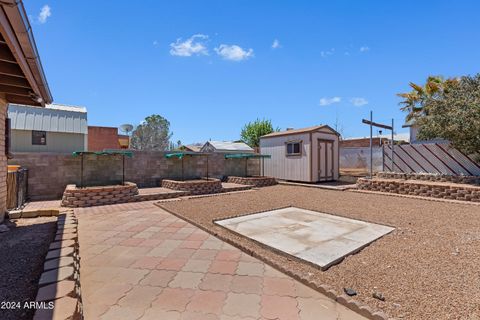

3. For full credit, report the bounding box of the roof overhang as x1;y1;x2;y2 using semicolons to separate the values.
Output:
0;0;52;106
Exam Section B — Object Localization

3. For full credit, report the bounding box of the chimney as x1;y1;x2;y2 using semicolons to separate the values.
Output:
286;128;294;131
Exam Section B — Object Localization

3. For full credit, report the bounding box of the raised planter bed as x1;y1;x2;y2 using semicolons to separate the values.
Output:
61;182;138;208
226;176;277;187
162;178;223;195
357;177;480;202
375;172;480;185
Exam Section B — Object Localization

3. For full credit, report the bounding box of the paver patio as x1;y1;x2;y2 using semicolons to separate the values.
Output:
77;201;366;320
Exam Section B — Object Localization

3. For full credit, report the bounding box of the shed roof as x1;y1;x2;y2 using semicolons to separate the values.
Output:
260;125;339;139
201;141;254;152
8;103;88;134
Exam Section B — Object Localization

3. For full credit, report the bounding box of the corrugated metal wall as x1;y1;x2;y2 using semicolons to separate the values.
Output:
8;104;87;134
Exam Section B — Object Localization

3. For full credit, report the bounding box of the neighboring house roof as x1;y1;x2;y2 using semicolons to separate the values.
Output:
260;125;339;139
343;133;410;143
200;141;254;153
182;144;202;152
8;103;88;134
0;0;52;105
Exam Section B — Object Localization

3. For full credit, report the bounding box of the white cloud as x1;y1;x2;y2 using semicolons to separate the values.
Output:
169;34;209;57
215;44;254;61
320;48;335;58
360;46;370;52
38;5;51;24
319;97;341;106
272;39;281;49
153;40;159;47
350;97;368;106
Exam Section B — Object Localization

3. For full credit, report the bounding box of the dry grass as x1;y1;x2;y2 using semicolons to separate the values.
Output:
159;184;480;319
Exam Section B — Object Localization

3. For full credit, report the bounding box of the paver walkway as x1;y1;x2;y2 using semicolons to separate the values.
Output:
77;201;365;320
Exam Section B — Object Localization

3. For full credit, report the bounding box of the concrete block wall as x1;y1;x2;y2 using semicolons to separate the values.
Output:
8;152;260;200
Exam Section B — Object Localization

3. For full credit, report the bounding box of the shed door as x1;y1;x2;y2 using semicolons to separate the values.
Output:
318;140;334;181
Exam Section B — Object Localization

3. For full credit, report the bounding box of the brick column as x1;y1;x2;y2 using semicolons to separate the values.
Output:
0;97;7;222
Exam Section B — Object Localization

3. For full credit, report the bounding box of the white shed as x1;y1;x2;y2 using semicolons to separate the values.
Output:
260;125;340;182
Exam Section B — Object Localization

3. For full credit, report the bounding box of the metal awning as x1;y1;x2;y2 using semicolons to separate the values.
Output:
164;151;208;159
72;150;133;187
165;152;210;180
224;153;271;159
72;150;133;157
224;153;271;176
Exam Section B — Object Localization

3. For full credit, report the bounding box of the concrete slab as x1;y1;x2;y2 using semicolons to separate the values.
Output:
216;207;394;270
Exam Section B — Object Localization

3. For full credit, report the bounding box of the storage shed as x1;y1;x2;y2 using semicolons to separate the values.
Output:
260;125;340;182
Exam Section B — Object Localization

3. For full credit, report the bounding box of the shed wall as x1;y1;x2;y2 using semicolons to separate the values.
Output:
260;133;312;182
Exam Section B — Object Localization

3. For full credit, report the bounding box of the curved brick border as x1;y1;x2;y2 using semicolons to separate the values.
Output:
357;178;480;202
350;188;480;206
33;208;83;320
156;203;388;320
376;171;480;185
161;178;223;195
226;176;277;187
62;182;138;207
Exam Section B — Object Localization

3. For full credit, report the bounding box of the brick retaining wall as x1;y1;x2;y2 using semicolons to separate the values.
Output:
9;152;260;200
357;178;480;202
161;178;223;195
375;172;480;185
226;176;277;187
61;182;138;208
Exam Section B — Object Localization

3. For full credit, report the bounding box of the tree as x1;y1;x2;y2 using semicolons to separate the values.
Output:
397;76;458;121
415;74;480;157
130;114;173;151
240;119;279;148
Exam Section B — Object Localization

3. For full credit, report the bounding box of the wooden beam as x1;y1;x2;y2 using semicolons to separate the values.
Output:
361;119;393;130
0;60;24;77
0;84;32;96
5;94;40;106
0;74;30;88
0;43;16;63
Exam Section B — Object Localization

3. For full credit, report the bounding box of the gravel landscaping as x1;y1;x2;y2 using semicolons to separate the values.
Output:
0;217;56;320
159;184;480;319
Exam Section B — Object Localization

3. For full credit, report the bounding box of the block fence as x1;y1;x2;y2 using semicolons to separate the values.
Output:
8;152;260;201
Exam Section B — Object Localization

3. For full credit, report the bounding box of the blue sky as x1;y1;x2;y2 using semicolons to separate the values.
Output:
26;0;480;144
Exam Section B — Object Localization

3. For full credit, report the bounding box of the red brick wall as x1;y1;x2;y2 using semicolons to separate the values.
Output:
88;126;120;151
0;98;7;221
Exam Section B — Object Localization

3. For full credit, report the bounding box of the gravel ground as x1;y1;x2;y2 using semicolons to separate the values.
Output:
159;184;480;320
0;217;56;320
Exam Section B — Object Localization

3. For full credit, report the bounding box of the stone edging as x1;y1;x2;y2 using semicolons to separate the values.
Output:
376;171;480;185
349;188;480;206
357;178;480;202
161;178;223;195
33;208;83;320
155;204;388;320
226;176;277;187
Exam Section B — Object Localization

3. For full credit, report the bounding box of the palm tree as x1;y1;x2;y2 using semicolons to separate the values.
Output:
397;76;448;121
